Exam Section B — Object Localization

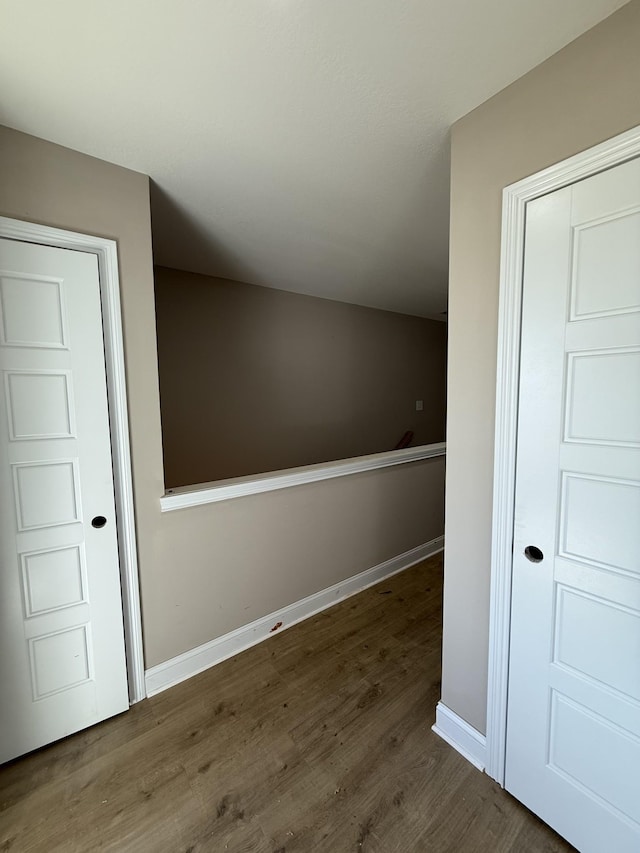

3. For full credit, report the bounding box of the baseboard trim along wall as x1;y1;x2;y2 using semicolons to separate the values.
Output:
432;701;487;772
145;535;444;697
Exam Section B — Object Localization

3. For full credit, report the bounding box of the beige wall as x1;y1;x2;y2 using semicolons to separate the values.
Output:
0;125;165;652
0;125;445;670
443;0;640;733
155;266;447;487
149;456;445;662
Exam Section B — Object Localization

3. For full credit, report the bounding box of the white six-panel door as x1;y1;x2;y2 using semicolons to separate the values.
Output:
0;238;129;763
506;157;640;851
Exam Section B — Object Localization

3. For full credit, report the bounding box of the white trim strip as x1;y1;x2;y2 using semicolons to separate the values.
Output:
0;216;146;703
161;442;446;511
432;702;487;772
145;535;444;696
486;124;640;785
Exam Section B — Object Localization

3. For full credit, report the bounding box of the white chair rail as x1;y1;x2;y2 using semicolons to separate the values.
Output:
160;442;446;511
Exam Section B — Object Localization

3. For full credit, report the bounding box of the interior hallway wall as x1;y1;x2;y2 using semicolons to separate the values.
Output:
155;265;447;487
0;125;445;670
443;0;640;733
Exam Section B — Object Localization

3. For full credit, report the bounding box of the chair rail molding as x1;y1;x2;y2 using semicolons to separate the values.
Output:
486;123;640;785
161;442;446;511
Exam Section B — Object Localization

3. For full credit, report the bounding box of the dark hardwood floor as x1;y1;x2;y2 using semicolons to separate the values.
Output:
0;553;573;852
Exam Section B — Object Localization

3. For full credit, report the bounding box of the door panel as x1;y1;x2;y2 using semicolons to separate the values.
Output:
0;239;129;763
564;348;640;445
548;692;640;826
506;156;640;852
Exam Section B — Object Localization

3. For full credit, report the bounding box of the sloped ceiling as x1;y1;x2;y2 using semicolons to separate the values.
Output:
0;0;629;316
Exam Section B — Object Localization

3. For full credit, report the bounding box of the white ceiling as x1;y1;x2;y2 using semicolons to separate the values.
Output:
0;1;629;317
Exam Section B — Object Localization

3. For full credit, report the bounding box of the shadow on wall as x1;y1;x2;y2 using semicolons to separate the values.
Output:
154;268;447;489
150;181;260;285
356;129;451;319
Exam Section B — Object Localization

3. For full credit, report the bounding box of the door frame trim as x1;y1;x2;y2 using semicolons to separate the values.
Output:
0;217;145;704
486;124;640;784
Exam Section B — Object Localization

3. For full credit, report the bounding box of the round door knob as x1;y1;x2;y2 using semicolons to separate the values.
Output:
524;545;544;563
91;515;107;529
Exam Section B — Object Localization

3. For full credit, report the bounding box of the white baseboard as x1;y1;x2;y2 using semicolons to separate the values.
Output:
145;535;444;697
432;701;486;772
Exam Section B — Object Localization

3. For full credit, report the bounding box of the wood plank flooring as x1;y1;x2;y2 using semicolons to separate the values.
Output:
0;554;573;852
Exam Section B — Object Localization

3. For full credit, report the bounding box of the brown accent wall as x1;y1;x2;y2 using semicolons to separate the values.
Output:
443;0;640;733
155;266;447;487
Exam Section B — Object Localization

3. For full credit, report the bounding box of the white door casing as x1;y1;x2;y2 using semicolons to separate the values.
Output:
486;125;640;787
0;222;145;761
505;157;640;852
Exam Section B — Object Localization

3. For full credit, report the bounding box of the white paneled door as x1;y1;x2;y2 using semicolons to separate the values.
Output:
507;157;640;851
0;238;129;763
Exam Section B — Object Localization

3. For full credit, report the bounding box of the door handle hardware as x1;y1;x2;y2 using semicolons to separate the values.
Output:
91;516;107;529
524;545;544;563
